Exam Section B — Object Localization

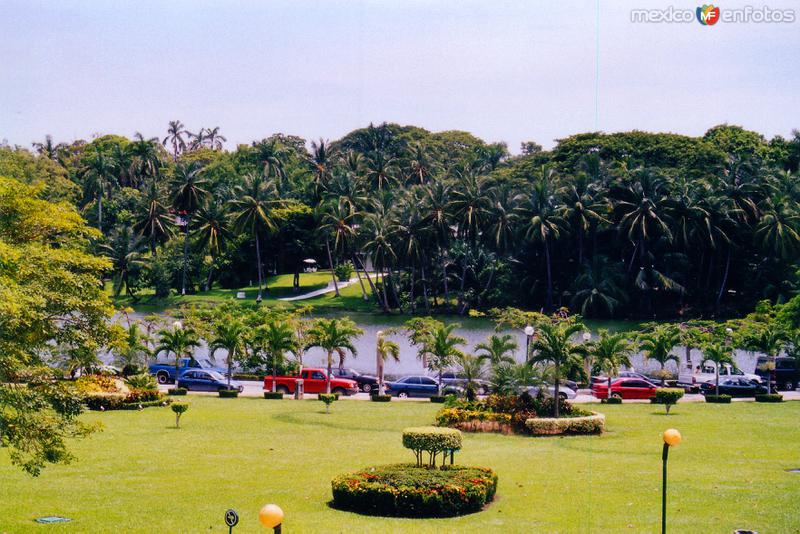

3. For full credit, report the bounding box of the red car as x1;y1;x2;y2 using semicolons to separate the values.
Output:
591;377;658;400
263;368;359;396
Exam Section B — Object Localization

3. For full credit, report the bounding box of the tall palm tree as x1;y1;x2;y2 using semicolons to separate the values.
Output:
169;161;209;295
559;172;607;264
129;132;162;185
193;200;231;291
204;127;227;150
364;150;399;190
754;194;800;260
407;320;466;395
570;256;626;317
376;331;400;395
230;173;277;302
701;344;733;396
307;138;337;199
163;120;188;161
456;352;487;399
528;320;586;417
134;179;173;255
209;317;247;390
32;135;62;159
474;334;517;366
638;325;681;385
362;213;397;312
102;226;147;296
254;319;297;393
252;139;288;192
590;330;633;399
305;318;363;393
155;323;200;385
187;128;208;151
81;147;117;233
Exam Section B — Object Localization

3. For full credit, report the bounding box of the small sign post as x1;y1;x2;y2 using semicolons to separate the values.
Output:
225;509;239;534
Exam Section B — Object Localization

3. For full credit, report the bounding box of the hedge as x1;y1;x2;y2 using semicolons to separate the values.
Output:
601;397;622;404
264;392;284;400
705;394;732;404
232;373;263;381
524;413;605;436
370;394;391;402
218;389;239;398
755;394;783;403
85;393;170;411
331;464;497;517
167;388;187;396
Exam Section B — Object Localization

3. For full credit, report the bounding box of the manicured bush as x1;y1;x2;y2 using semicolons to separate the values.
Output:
167;387;187;396
263;391;284;400
524;413;605;435
319;393;336;413
704;394;732;404
171;402;188;428
601;397;622;404
232;373;263;381
402;427;462;467
370;394;391;402
85;392;169;411
755;394;783;403
331;464;497;517
218;389;239;398
653;388;685;414
430;395;446;403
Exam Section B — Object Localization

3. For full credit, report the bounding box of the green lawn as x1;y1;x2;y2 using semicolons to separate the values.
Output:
1;399;798;533
110;271;375;313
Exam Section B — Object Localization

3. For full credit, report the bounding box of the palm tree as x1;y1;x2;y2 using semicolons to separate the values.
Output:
590;330;633;399
209;317;247;390
254;320;297;393
362;213;397;312
169;161;209;295
115;322;151;371
305;318;363;393
638;325;681;385
163;120;188;161
559;172;607;264
528;320;586;417
307;138;337;199
407;320;466;396
134;179;173;255
193;200;231;291
701;344;734;396
375;331;400;395
747;325;786;394
754;194;800;260
230;173;277;302
456;352;486;399
474;334;517;366
102;226;147;296
204;127;227;150
155;323;200;385
32;135;62;159
129;132;162;183
252;139;288;192
570;256;626;317
81;147;117;233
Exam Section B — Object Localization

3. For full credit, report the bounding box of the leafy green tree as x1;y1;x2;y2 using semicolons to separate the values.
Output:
528;319;586;416
590;330;633;399
638;325;681;385
81;146;117;232
155;323;200;386
405;318;466;395
169;161;209;295
254;319;298;393
209;316;248;390
474;334;517;366
306;318;363;393
134;179;173;256
701;344;734;396
376;331;400;395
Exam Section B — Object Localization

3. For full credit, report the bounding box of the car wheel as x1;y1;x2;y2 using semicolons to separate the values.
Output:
558;393;568;401
783;381;795;391
332;387;346;396
362;383;372;393
156;373;169;384
611;392;622;399
398;392;409;399
276;385;289;394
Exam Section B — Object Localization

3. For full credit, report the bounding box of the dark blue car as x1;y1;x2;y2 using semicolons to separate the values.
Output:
385;375;462;398
177;370;243;392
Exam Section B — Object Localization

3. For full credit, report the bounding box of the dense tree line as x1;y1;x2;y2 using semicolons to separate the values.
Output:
3;121;800;319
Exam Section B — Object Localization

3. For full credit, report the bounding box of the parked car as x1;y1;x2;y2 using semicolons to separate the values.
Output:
331;368;379;393
177;370;243;392
699;377;768;397
439;371;492;395
591;371;651;385
591;377;658;400
263;368;359;396
149;357;226;384
754;356;798;391
385;375;463;398
678;362;761;387
523;384;577;400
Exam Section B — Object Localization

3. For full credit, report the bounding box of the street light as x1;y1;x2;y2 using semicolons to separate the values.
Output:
524;325;535;361
661;428;682;534
259;504;284;533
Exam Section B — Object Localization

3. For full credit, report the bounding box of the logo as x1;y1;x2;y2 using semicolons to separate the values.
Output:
697;4;721;25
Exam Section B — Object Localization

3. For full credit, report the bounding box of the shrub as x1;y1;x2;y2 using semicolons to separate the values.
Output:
124;389;162;403
755;394;783;403
402;427;462;467
121;364;140;377
370;394;391;402
171;402;188;428
85;392;169;411
167;387;187;396
75;374;119;394
319;393;336;413
430;396;446;403
524;413;605;435
264;391;284;400
232;373;263;381
705;394;732;404
218;389;239;398
124;373;158;391
601;397;622;404
331;464;497;517
653;388;685;414
334;262;354;282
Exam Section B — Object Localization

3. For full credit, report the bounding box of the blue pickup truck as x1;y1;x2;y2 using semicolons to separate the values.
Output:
149;357;226;384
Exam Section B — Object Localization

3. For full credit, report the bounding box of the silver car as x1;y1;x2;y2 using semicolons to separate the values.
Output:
523;384;577;400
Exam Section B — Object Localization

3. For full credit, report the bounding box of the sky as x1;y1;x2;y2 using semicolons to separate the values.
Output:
1;0;799;153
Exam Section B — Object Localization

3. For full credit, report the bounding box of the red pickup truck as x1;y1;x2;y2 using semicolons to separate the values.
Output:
263;368;359;396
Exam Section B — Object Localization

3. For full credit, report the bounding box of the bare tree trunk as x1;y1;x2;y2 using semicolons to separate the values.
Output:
255;229;264;300
409;266;416;314
181;214;190;295
326;239;339;297
421;265;431;313
326;351;333;394
354;254;381;307
715;247;731;316
544;239;553;312
441;253;450;312
353;258;368;300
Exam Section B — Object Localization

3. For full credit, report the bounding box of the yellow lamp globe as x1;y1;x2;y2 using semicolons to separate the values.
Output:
259;504;284;529
663;428;682;447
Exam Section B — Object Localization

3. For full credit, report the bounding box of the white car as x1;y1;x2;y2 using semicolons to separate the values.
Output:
523;384;577;400
678;362;761;386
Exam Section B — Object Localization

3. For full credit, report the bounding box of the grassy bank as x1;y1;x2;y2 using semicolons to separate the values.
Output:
1;398;798;532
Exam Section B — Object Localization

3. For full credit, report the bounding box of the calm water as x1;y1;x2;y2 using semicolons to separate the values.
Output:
124;312;762;377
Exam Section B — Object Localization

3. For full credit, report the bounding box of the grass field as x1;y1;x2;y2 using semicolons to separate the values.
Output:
1;399;798;533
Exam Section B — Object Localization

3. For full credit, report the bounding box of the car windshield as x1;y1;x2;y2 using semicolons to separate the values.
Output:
206;371;224;381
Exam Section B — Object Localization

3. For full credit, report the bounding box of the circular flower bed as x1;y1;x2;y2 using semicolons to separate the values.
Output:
331;464;497;517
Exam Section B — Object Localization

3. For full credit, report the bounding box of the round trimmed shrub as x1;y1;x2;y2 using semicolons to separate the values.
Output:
704;394;732;404
755;393;783;403
524;412;605;435
652;388;685;414
331;464;496;517
370;394;391;402
167;387;187;396
264;391;284;400
218;389;239;398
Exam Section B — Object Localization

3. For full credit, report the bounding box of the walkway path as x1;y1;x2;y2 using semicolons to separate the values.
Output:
278;277;360;301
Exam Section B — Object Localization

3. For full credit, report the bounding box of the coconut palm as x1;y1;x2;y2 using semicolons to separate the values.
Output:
375;331;400;395
116;322;151;371
590;330;633;399
230;173;277;301
305;318;363;393
81;147;117;233
701;344;734;396
204;127;227;150
134;179;173;255
406;320;466;396
208;316;248;390
163;120;188;161
306;138;337;199
193;200;231;291
528;320;586;417
474;334;517;366
102;226;147;296
254;320;297;393
457;352;486;399
169;161;209;295
638;325;681;385
155;323;200;386
747;324;786;394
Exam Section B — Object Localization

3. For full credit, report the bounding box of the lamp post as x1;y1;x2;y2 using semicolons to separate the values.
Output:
582;331;592;386
259;504;284;533
524;325;535;362
661;428;682;534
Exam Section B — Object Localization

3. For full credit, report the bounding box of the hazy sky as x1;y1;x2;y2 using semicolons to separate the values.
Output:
2;0;798;152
